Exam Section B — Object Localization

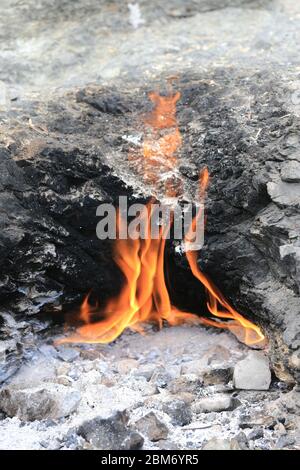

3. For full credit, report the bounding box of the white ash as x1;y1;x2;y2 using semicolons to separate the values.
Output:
0;325;298;450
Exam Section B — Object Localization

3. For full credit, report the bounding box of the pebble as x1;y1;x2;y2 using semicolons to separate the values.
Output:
0;384;81;421
133;364;156;381
202;437;243;450
134;411;168;441
233;351;271;390
77;411;144;450
57;347;80;362
191;394;233;413
248;428;264;440
162;399;192;426
281;160;300;182
167;374;202;394
202;367;233;386
115;358;139;374
275;435;296;449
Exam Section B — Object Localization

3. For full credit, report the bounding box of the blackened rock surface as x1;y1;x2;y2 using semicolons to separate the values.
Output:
0;0;299;374
77;411;144;450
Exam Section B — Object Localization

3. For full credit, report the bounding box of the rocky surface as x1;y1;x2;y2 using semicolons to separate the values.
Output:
233;351;272;390
0;0;299;449
0;1;299;368
0;325;299;450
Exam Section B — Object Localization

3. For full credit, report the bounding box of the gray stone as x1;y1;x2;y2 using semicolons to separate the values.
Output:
132;364;157;381
192;394;233;413
0;384;81;421
276;435;296;449
248;428;264;440
167;374;202;394
115;358;138;374
5;358;57;390
202;367;233;386
157;439;179;450
77;411;144;450
281;160;300;183
134;411;168;441
233;351;271;390
162;399;192;426
150;368;173;388
280;388;300;414
267;180;300;207
57;347;80;362
39;345;58;359
202;437;243;450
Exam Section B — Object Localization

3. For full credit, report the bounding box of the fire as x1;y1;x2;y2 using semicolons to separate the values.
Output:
59;89;266;347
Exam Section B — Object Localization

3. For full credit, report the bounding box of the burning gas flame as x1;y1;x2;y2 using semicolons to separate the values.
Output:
59;88;266;348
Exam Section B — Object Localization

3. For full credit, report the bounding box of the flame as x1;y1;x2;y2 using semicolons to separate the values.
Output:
58;88;266;348
184;168;266;346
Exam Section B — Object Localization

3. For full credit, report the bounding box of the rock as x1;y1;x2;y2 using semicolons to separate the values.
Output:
132;364;156;381
56;363;71;377
0;384;81;421
267;180;300;207
162;399;192;426
191;394;233;413
157;439;179;450
202;367;233;386
134;411;168;441
5;358;57;390
39;344;58;359
279;388;300;414
239;413;277;430
122;376;157;396
174;392;196;404
202;345;232;366
115;358;139;374
276;435;296;449
77;411;143;450
0;338;22;384
59;431;86;450
181;349;232;379
289;350;300;370
233;351;271;390
57;347;80;362
202;437;243;450
248;428;264;440
234;431;249;450
281;160;300;182
167;374;202;394
181;359;206;375
150;368;173;388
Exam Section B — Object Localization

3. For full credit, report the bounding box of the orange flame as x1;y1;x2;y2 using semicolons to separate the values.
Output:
58;89;266;348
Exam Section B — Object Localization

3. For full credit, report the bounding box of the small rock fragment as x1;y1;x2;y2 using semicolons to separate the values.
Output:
162;399;192;426
115;358;138;374
77;411;143;450
132;364;156;381
57;347;80;362
167;374;202;394
202;437;242;450
276;435;296;449
0;384;81;421
248;428;264;440
202;367;232;386
157;440;179;450
150;368;173;388
281;160;300;182
192;394;233;413
134;411;168;441
267;180;300;207
233;351;271;390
